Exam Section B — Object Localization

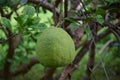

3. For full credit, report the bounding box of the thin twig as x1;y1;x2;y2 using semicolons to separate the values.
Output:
64;0;68;18
104;22;120;42
101;59;110;80
55;0;62;7
53;2;58;26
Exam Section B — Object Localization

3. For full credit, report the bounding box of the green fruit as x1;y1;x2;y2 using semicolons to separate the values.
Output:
36;27;76;67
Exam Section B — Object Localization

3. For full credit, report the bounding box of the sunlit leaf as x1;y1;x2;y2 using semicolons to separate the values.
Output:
95;15;104;24
23;5;35;17
32;17;41;24
38;23;47;31
1;17;12;28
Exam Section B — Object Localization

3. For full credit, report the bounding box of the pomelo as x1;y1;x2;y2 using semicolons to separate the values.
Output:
36;27;76;67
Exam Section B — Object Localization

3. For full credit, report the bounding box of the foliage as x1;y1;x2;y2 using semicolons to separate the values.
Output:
0;0;120;80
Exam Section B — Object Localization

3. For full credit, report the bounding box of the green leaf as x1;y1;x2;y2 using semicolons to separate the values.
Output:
1;17;12;28
20;0;28;5
85;27;92;40
8;0;19;6
84;17;93;23
32;17;40;24
69;23;79;30
70;10;81;17
38;23;47;31
95;15;104;24
15;15;28;26
84;0;92;5
65;17;78;23
95;9;105;15
23;5;35;17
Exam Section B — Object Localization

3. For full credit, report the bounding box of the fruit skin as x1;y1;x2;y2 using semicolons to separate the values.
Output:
36;27;76;67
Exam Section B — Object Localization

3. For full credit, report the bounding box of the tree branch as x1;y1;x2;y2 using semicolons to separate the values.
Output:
59;28;111;80
0;23;9;37
64;0;68;18
0;3;19;19
54;0;62;7
53;3;59;26
104;22;120;42
64;0;81;27
2;27;21;80
28;0;59;14
40;68;56;80
3;28;15;80
0;70;4;78
80;22;97;80
82;41;95;80
12;57;39;76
